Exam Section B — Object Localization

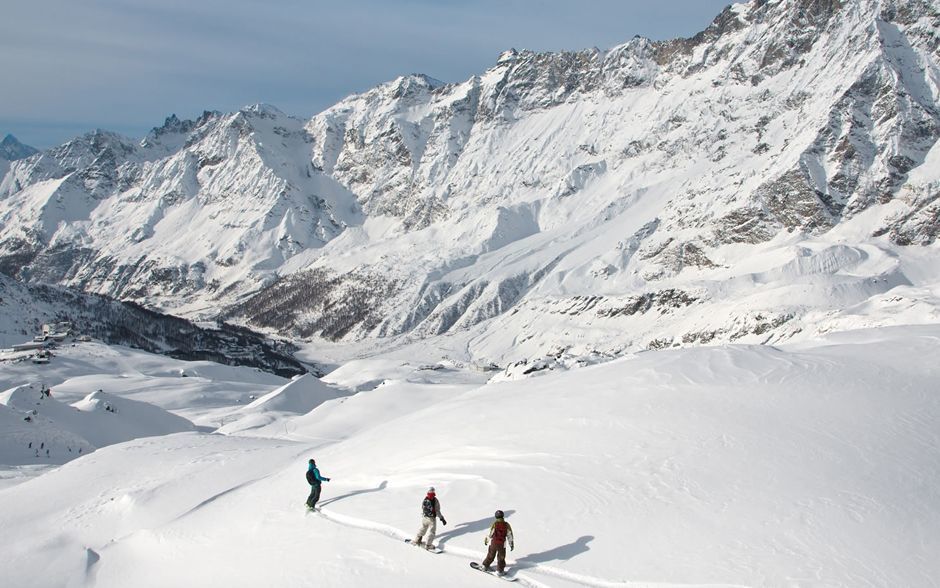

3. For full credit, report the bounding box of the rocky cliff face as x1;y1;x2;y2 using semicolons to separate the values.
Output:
2;0;939;365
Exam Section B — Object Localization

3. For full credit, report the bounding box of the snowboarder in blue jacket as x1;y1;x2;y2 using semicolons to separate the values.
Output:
305;458;331;510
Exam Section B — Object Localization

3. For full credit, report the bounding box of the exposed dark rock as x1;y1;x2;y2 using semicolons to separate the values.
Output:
594;289;700;319
1;276;312;377
875;190;940;245
227;268;398;341
753;168;839;233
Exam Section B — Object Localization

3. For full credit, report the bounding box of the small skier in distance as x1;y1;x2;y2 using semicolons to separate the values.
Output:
305;458;331;510
481;510;514;575
414;487;446;550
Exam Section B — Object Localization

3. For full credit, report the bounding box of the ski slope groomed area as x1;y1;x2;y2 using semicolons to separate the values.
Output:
1;326;939;588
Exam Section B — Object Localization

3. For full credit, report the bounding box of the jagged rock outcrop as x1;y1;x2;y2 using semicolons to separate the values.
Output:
0;106;361;304
1;0;938;363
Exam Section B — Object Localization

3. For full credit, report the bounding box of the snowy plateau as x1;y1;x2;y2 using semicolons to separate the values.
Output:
1;0;940;586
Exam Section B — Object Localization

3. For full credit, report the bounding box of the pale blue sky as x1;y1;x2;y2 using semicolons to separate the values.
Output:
1;0;736;148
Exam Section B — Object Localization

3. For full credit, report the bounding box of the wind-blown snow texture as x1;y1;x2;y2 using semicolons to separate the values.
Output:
0;325;938;587
1;0;939;368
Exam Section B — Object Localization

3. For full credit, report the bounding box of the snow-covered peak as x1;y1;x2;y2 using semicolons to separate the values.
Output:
240;102;289;119
496;48;519;65
47;128;139;170
141;110;221;153
1;0;938;368
0;134;39;161
320;73;445;116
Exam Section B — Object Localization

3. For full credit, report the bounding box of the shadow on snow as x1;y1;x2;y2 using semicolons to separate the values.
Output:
435;509;517;547
513;535;594;569
319;480;389;507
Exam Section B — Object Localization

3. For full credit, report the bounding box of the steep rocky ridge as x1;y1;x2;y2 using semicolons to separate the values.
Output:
1;0;939;366
0;106;361;313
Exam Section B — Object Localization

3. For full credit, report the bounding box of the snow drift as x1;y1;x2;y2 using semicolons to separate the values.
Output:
0;325;938;587
0;382;195;465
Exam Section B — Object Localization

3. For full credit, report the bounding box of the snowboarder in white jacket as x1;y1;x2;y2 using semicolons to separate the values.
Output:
414;487;446;550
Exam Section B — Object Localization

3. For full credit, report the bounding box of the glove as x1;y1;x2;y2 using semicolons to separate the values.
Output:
440;518;447;526
325;477;331;482
510;543;514;551
484;538;489;545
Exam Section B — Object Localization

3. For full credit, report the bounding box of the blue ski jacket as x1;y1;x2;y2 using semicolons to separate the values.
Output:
307;464;330;485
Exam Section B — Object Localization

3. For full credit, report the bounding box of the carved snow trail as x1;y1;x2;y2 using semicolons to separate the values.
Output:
313;505;749;588
2;327;939;587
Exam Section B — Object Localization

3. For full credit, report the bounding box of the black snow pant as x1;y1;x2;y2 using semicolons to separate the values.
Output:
306;483;322;508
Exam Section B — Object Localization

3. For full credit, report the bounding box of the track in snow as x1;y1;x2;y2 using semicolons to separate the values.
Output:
312;505;749;588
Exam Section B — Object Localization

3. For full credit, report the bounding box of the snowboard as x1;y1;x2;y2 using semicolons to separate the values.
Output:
470;562;517;581
405;538;443;554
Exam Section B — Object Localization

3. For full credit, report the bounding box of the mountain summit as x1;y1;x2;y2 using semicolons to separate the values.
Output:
1;0;938;365
0;134;39;161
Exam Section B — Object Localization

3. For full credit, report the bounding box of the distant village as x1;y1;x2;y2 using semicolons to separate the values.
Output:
8;322;92;364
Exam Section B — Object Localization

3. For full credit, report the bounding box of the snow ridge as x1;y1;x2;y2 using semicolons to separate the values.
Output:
0;0;939;367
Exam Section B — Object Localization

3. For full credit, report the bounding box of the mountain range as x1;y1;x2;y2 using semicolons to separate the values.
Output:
1;0;938;367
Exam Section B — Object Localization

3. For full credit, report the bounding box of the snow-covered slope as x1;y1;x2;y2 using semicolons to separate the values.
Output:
0;382;194;465
0;340;289;430
0;325;937;587
216;373;349;434
1;0;939;367
237;0;940;359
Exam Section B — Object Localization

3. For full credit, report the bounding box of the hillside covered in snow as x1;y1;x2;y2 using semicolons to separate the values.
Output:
0;325;938;587
0;0;937;369
2;1;939;586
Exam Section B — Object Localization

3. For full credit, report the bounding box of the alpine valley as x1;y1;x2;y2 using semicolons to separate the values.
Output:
2;1;940;587
0;0;936;368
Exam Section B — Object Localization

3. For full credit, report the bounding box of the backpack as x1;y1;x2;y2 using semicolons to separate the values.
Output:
422;497;436;518
491;521;509;544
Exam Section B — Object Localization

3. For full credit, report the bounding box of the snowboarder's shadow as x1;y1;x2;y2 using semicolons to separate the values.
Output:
435;509;517;547
319;480;388;507
512;535;593;569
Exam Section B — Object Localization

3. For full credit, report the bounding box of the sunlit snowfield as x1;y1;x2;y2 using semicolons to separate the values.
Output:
2;326;938;588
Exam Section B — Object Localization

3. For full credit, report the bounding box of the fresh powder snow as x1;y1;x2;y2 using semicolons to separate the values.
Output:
1;325;938;587
1;0;939;586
